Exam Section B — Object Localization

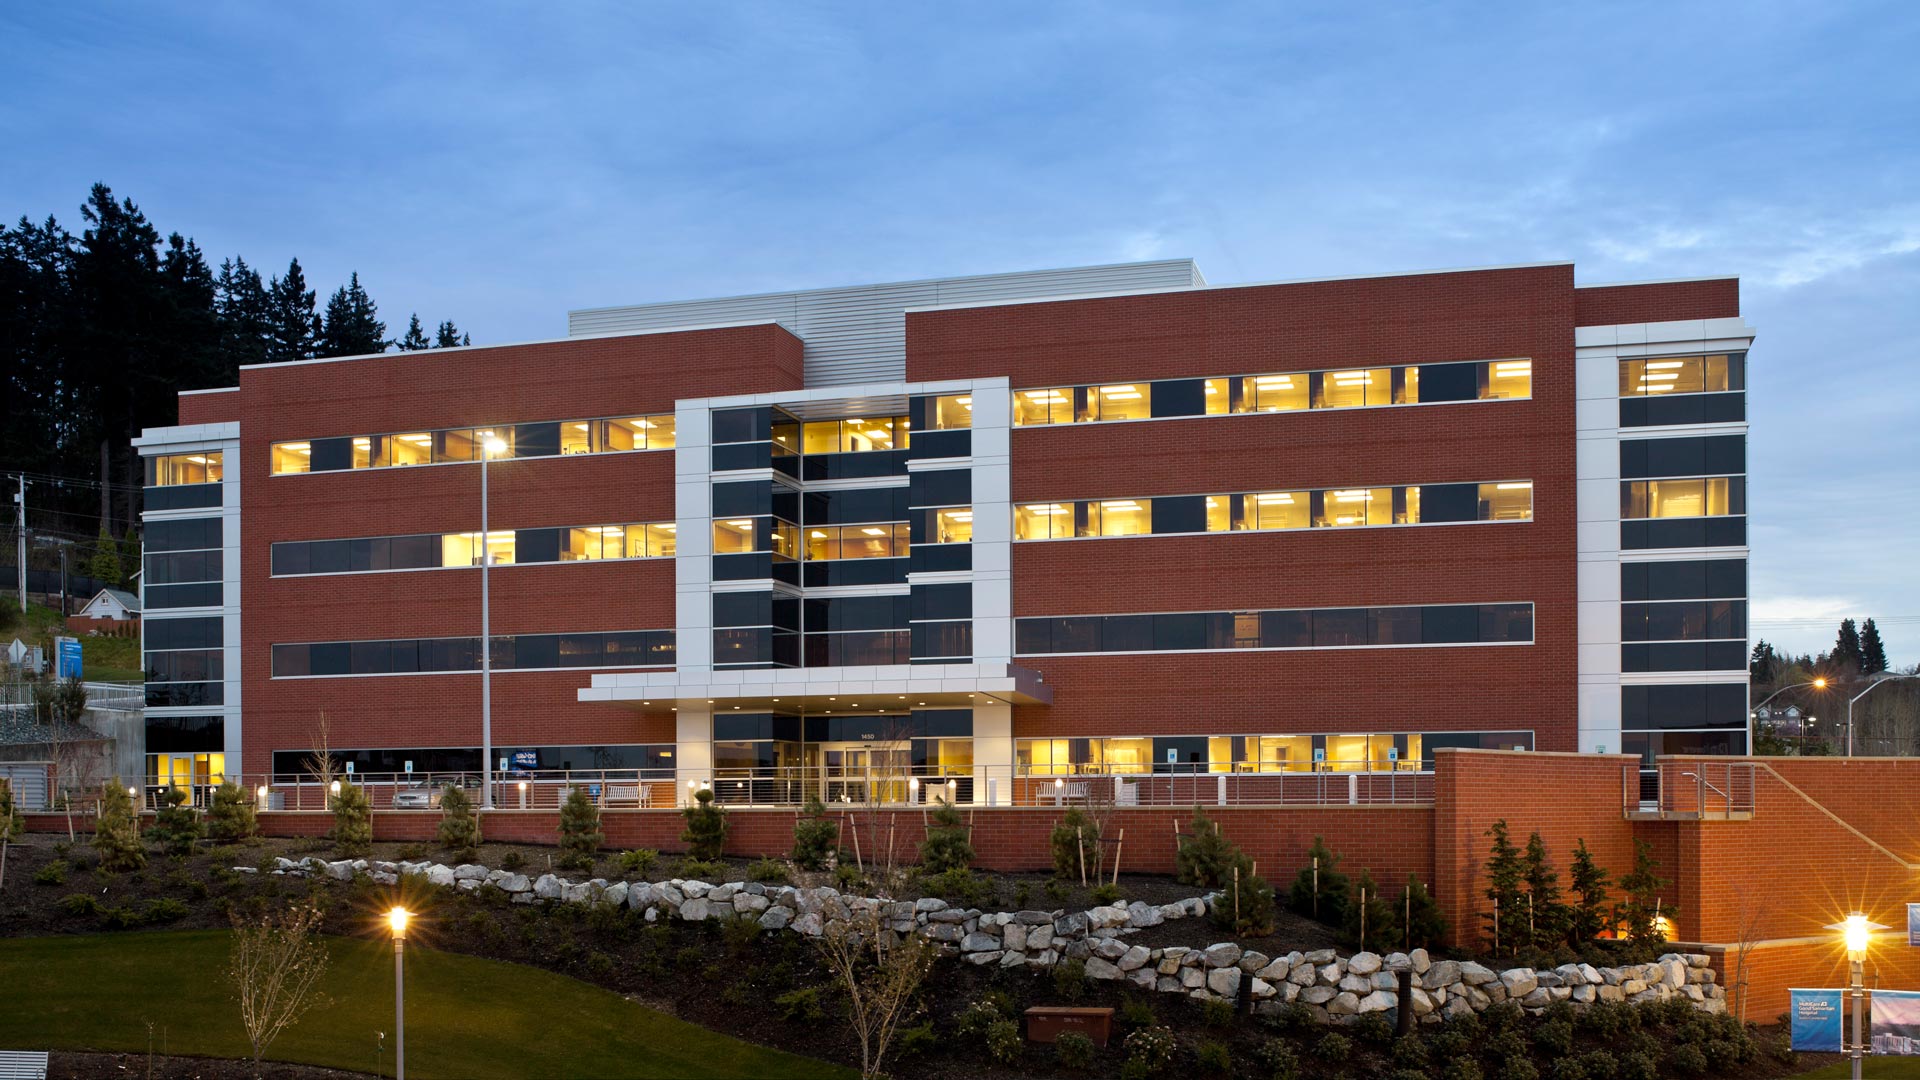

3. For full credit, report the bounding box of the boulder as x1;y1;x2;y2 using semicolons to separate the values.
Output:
964;951;1003;966
1251;977;1277;1000
1129;968;1158;989
1572;985;1597;1004
1520;987;1552;1008
1288;963;1317;987
1012;909;1054;925
1500;969;1538;998
563;883;592;904
923;922;964;943
456;879;481;892
1255;958;1291;982
1411;948;1431;973
1119;945;1152;972
1027;926;1053;951
708;883;737;904
1239;951;1271;973
759;907;793;931
1054;912;1090;938
734;892;770;915
1327;992;1361;1016
1087;905;1129;930
1358;990;1397;1014
914;897;947;913
1596;983;1625;1003
1086;957;1123;981
602;881;629;908
1459;961;1498;986
681;880;713;899
453;863;489;881
927;909;967;924
325;860;356;881
427;865;456;887
998;951;1028;968
1181;968;1206;990
532;874;564;900
1349;952;1383;976
1126;901;1165;928
1300;985;1337;1005
679;897;711;921
1422;960;1462;990
1339;974;1373;994
1317;963;1343;985
1156;903;1189;923
1303;948;1337;965
792;912;824;936
1384;952;1412;973
1411;987;1436;1016
1002;924;1028;952
1207;967;1243;998
1578;964;1604;986
961;933;1001;953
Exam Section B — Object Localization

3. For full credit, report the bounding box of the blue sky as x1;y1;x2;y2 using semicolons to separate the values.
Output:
3;2;1916;661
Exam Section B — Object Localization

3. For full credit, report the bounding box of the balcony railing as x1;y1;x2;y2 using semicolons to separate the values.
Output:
1621;761;1755;817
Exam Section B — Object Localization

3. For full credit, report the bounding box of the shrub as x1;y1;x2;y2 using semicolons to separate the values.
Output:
832;863;863;890
100;905;142;930
1523;831;1573;947
1617;1051;1658;1080
1482;819;1525;953
1576;1051;1619;1080
1045;878;1071;904
396;842;428;861
1615;839;1675;945
774;987;825;1023
58;892;101;918
789;794;837;870
1403;875;1448;950
1666;1043;1708;1076
499;849;527;871
1050;806;1100;880
436;783;482;860
918;797;974;873
1254;1039;1300;1080
1344;868;1397;952
558;786;603;870
1288;835;1351;925
1392;1034;1430;1070
747;856;789;883
1201;996;1235;1029
675;857;728;881
1195;1040;1232;1073
206;781;257;842
1055;1030;1095;1070
1444;1059;1486;1080
985;1019;1022;1064
720;914;763;957
1353;1010;1395;1046
92;781;146;870
34;859;68;886
1312;1032;1353;1063
143;897;190;923
923;867;993;906
680;787;727;861
1208;859;1277;935
1175;806;1239;888
1013;881;1032;907
617;848;660;877
1568;839;1612;945
1090;881;1123;905
1535;1019;1575;1058
328;781;372;857
958;995;1013;1037
1052;958;1089;1002
1123;1026;1176;1075
897;1022;936;1060
0;778;20;842
1495;1057;1540;1080
1117;997;1157;1029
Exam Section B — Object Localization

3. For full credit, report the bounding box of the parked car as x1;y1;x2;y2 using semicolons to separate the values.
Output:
391;775;480;810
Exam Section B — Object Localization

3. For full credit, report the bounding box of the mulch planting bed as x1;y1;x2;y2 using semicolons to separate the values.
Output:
48;1051;375;1079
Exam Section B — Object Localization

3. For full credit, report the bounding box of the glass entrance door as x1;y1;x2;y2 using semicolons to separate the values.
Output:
821;743;909;804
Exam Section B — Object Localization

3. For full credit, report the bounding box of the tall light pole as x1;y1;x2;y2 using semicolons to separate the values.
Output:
1846;673;1920;757
387;907;411;1080
1829;912;1885;1080
1749;676;1827;753
479;434;507;809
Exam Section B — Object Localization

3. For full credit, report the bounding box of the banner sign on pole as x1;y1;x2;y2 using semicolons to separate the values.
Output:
1872;989;1920;1055
1908;903;1920;947
1790;989;1845;1052
54;636;81;680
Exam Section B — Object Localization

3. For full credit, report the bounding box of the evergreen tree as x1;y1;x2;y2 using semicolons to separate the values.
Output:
215;256;273;371
1288;835;1352;925
1521;831;1572;949
790;793;837;870
317;271;387;357
87;525;122;587
558;785;604;870
207;780;258;841
1568;839;1612;945
93;781;146;871
149;785;203;855
1;777;24;841
434;320;469;348
1749;640;1777;683
1344;868;1397;952
329;780;372;856
265;257;320;362
396;313;432;351
679;787;727;862
1402;876;1448;951
1834;618;1864;674
437;782;482;860
1615;838;1675;945
1174;805;1239;888
1049;806;1102;881
1210;861;1277;936
1861;619;1889;675
918;798;974;873
1482;819;1526;954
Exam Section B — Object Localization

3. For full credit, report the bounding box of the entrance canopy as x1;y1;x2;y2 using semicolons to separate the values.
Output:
578;661;1054;712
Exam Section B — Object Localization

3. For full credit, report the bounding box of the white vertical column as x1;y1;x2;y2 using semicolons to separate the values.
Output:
969;377;1013;665
221;436;245;771
1574;328;1625;755
971;701;1013;805
675;706;714;806
674;405;714;674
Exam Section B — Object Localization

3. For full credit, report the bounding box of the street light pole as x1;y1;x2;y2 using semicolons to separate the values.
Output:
1749;676;1828;754
1846;674;1920;757
388;908;410;1080
479;435;506;810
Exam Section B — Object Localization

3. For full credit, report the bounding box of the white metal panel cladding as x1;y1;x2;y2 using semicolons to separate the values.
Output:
568;260;1204;388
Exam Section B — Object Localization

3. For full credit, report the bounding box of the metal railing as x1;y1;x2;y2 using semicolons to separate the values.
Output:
189;760;1435;813
82;681;144;711
1621;761;1756;817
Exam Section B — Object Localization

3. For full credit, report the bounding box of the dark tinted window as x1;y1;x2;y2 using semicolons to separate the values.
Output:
911;584;971;622
1369;606;1422;645
1312;609;1367;647
1259;610;1311;648
712;407;771;443
1418;484;1479;523
1622;683;1747;729
145;616;222;651
1480;603;1534;642
910;621;972;659
513;422;560;458
1101;614;1153;652
147;517;221;552
148;583;221;608
1014;603;1535;653
809;487;907;525
908;469;971;508
1151;495;1208;534
1421;605;1480;643
310;437;352;472
515;528;561;564
1153;612;1208;651
1620;435;1746;478
1015;619;1051;655
1150;379;1206;418
714;591;773;627
1621;393;1745;428
713;481;772;518
1418;362;1480;402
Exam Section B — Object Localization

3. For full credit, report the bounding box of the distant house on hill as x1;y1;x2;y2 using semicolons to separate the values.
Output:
75;588;140;622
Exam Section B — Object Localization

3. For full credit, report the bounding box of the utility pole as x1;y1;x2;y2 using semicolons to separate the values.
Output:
13;476;24;613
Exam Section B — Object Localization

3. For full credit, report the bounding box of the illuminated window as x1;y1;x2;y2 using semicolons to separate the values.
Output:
931;395;973;430
1207;736;1235;773
933;508;973;544
351;437;373;469
1094;737;1154;774
1619;355;1734;396
1238;372;1308;413
374;433;432;467
804;523;909;560
561;422;594;455
147;452;223;485
1243;491;1309;530
1017;739;1073;776
1399;365;1421;404
437;429;479;463
1084;499;1150;536
769;522;799;560
1623;478;1734;519
1202;378;1231;414
712;519;758;555
1204;496;1231;532
1013;387;1072;426
1316;368;1390;409
1246;735;1312;773
1085;384;1151;422
441;531;514;567
1323;734;1371;770
1319;488;1392;527
273;443;309;474
1014;502;1071;539
1481;481;1534;521
1486;360;1532;398
563;526;628;560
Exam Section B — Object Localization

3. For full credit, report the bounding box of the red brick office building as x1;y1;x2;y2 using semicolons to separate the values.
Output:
132;259;1753;806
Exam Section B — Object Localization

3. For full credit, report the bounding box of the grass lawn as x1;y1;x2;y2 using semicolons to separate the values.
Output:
1801;1060;1920;1078
1;598;143;680
0;931;851;1079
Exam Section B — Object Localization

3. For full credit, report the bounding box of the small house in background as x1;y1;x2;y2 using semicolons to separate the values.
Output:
75;588;140;623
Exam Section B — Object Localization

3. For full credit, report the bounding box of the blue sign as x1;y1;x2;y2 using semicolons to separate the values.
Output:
1312;747;1326;763
509;751;539;772
1790;988;1844;1053
55;636;82;680
1873;989;1920;1055
1165;748;1177;764
1909;903;1920;947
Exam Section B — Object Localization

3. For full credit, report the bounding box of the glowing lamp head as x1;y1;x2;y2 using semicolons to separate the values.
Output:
330;780;341;795
1055;777;1065;789
387;907;411;939
1813;677;1828;689
1844;912;1870;955
909;778;920;791
257;784;269;798
127;786;137;798
483;436;508;456
517;780;528;791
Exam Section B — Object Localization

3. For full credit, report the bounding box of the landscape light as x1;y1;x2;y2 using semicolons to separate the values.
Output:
387;907;411;940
